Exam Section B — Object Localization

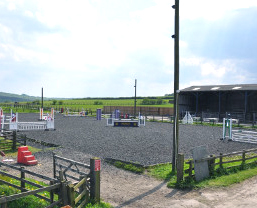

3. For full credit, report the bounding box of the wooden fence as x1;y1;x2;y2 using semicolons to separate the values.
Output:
103;106;173;116
0;154;100;207
0;162;61;207
53;154;100;206
0;131;26;152
177;147;257;183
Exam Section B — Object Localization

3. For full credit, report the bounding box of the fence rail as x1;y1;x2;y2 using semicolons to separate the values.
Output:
0;161;61;207
0;155;101;207
177;147;257;183
0;131;26;151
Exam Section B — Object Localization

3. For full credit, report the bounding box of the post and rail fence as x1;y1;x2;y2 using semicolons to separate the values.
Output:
177;147;257;183
0;130;27;152
0;154;100;207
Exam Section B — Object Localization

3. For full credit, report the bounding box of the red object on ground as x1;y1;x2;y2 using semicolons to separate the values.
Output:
17;146;38;166
0;151;5;157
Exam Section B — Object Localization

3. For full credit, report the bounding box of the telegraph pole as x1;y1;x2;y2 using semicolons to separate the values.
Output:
41;87;44;110
172;0;180;173
134;79;137;118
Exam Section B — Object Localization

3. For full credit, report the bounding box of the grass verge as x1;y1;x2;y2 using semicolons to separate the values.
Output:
110;157;257;190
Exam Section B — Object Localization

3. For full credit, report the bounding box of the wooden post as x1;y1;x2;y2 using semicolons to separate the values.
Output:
242;150;246;164
208;155;215;175
53;153;56;179
90;157;100;203
24;135;27;146
67;183;75;207
219;153;223;168
20;167;26;192
12;131;16;151
59;171;68;206
176;153;184;183
50;180;54;203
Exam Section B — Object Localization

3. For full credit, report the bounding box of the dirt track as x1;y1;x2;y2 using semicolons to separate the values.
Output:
101;165;257;208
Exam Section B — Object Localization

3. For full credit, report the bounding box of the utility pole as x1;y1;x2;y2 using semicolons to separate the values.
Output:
41;87;43;110
172;0;180;173
134;79;137;118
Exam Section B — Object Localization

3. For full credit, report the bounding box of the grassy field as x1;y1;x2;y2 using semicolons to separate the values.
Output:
1;98;173;113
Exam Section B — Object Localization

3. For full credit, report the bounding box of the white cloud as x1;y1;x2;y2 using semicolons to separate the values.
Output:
200;63;228;77
181;0;257;21
24;10;33;17
0;0;256;97
7;2;16;11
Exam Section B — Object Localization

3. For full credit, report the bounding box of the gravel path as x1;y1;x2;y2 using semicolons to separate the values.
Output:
18;113;257;166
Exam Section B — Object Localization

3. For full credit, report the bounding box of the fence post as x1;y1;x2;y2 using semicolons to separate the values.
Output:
20;167;26;192
53;153;56;179
90;157;100;203
176;153;184;183
67;183;75;207
12;131;17;151
50;180;54;203
208;155;215;176
59;171;68;206
219;153;223;168
23;135;27;146
242;150;246;164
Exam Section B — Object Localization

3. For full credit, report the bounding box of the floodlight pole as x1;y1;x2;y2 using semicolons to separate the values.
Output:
172;0;180;173
134;79;137;118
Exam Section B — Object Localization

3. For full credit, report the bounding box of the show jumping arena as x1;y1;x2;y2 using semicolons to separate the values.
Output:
19;113;257;166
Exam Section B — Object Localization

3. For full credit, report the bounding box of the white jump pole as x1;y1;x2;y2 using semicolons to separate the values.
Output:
223;118;232;140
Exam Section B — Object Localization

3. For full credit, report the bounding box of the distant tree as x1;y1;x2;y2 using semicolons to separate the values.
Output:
156;97;166;105
94;101;103;105
32;100;40;105
141;98;156;105
52;100;57;105
58;100;64;105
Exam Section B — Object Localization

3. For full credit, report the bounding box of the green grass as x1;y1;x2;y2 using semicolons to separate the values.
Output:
113;161;144;174
144;154;257;190
146;163;173;180
1;98;173;114
190;165;257;188
85;202;113;208
0;175;112;208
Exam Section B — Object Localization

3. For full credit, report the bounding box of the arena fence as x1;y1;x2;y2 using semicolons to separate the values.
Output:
0;130;26;151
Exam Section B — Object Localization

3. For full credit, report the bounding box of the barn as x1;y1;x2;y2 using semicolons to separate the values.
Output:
179;84;257;123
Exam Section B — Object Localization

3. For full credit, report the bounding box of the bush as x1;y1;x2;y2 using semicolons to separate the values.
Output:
94;101;103;105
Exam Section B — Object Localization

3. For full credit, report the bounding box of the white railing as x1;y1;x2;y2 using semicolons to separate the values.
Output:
2;110;55;131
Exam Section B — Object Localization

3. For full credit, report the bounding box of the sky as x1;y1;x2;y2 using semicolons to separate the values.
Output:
0;0;257;98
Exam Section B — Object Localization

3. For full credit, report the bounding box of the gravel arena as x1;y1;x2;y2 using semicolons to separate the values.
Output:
5;113;257;207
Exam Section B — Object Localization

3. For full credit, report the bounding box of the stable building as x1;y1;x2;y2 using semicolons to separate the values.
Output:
179;84;257;123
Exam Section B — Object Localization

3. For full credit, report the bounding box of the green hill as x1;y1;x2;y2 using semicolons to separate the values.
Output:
0;92;41;103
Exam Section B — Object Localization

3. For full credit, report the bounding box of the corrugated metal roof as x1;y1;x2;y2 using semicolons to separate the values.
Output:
180;84;257;92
